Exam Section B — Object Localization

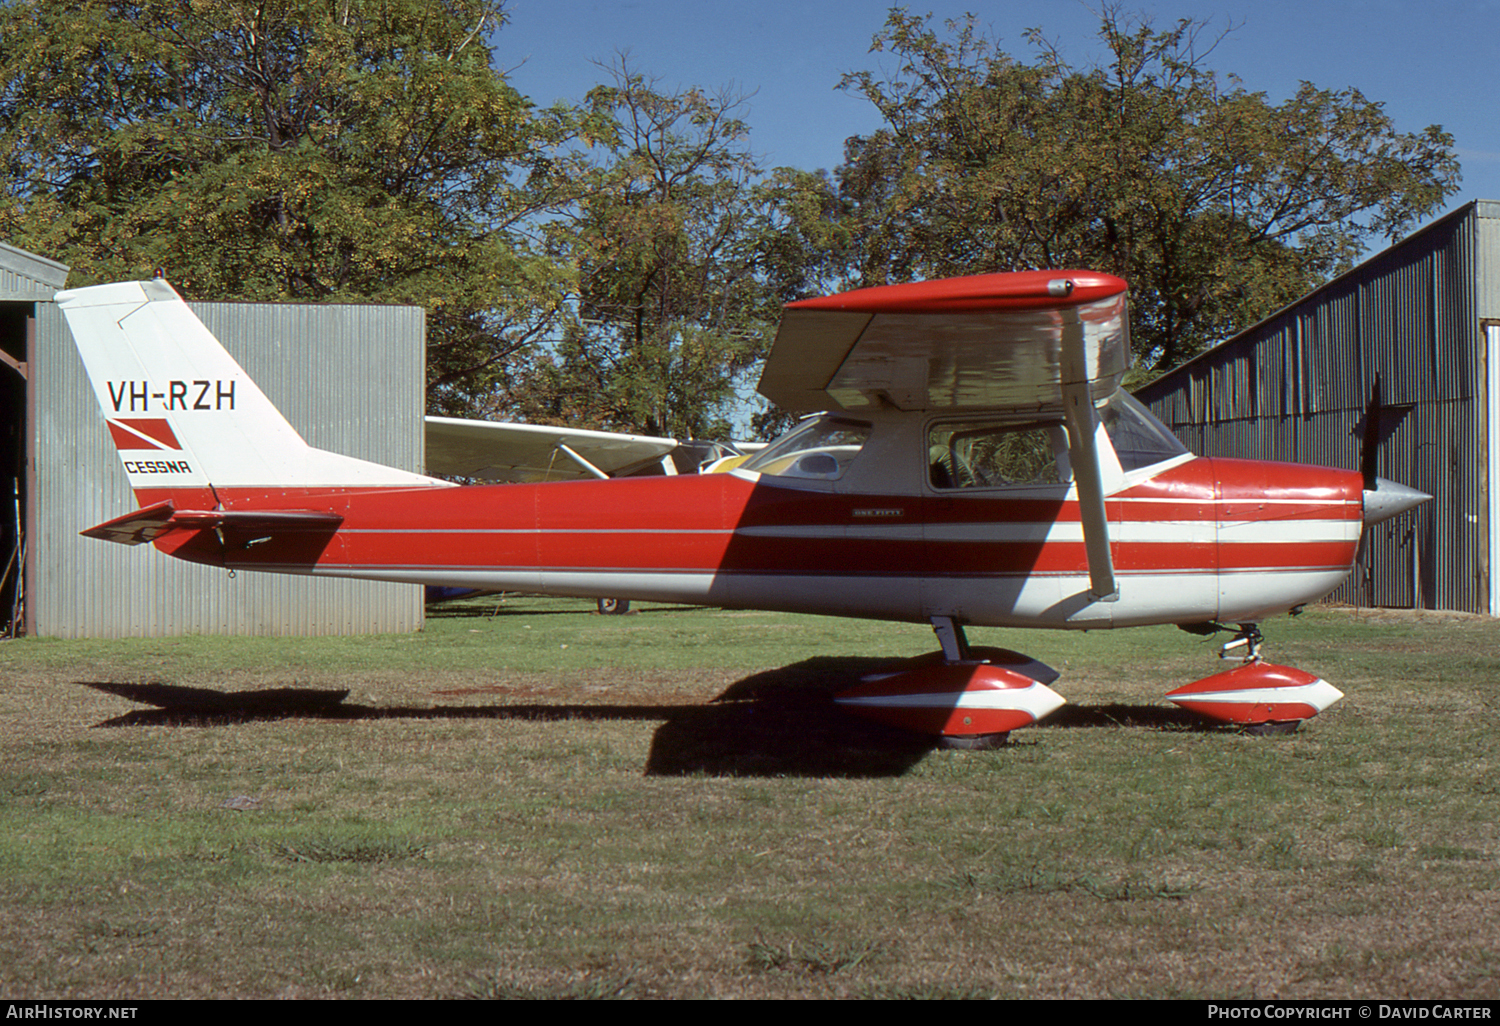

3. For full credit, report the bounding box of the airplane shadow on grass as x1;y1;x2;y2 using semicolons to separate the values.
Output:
80;657;1220;778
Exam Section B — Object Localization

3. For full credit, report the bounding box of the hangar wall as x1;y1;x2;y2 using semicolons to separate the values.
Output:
1136;200;1500;614
31;297;427;638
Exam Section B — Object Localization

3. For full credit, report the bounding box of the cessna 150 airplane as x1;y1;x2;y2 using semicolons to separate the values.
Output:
58;270;1428;744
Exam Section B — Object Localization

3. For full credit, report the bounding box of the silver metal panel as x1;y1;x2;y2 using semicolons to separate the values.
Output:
0;242;69;299
1479;201;1500;323
1488;324;1500;614
1138;201;1496;613
32;299;426;637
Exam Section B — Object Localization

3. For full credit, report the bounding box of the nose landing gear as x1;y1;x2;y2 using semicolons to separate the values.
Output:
1166;622;1343;733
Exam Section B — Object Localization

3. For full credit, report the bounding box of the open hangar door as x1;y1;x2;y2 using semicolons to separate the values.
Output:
0;302;29;636
0;241;68;638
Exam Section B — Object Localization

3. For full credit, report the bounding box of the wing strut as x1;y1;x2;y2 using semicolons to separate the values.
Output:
1060;321;1119;603
555;443;610;480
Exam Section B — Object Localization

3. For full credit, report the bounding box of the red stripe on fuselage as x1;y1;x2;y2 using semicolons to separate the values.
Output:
129;456;1363;583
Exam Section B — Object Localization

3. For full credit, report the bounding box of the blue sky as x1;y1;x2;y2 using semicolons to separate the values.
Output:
496;0;1500;236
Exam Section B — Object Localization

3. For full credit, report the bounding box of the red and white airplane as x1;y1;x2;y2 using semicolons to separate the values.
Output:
58;271;1427;744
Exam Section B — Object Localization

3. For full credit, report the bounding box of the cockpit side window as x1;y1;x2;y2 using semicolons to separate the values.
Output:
741;415;872;480
927;421;1070;490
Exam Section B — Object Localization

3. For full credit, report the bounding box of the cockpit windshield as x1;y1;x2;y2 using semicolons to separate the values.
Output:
740;415;871;480
1101;392;1189;471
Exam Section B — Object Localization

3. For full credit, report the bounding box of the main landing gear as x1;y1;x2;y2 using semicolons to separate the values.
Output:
832;616;1067;748
834;618;1344;745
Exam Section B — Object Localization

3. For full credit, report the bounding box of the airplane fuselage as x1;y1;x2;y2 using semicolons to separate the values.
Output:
133;450;1363;631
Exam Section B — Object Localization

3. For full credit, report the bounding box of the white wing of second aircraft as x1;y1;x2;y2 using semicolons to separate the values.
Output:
425;417;679;482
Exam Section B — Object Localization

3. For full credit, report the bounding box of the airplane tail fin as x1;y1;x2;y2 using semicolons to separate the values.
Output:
57;279;442;506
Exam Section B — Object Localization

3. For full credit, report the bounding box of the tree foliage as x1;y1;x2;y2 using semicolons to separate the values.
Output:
506;60;777;439
800;7;1462;371
0;0;579;412
0;3;1466;432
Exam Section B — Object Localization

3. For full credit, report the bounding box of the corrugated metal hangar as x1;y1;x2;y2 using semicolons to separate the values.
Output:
1;244;427;638
1137;199;1500;615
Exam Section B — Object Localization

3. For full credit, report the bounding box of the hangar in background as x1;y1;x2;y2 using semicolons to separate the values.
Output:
1136;200;1500;615
0;242;69;638
1;242;427;638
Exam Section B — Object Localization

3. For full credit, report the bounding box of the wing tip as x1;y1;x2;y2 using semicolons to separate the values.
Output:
786;269;1127;314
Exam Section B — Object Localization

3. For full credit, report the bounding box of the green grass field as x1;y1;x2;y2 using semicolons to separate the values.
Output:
1;599;1497;999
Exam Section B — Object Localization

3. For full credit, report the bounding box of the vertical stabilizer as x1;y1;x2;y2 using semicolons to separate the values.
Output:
56;279;443;497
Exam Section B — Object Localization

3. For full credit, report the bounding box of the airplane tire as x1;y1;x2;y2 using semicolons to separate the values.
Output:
597;597;631;615
938;732;1010;750
1242;720;1301;736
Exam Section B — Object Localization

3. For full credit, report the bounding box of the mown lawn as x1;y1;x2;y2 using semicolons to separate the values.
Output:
1;600;1496;998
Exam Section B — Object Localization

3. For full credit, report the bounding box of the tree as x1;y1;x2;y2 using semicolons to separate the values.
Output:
801;7;1462;372
507;60;778;439
0;0;579;412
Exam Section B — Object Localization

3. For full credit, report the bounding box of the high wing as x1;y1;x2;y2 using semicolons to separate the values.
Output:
757;270;1130;600
758;270;1129;415
424;417;679;482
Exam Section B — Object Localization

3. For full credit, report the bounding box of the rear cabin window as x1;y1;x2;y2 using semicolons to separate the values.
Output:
741;415;871;480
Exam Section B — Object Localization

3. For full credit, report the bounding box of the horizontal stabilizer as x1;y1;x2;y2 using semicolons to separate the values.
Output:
82;501;343;546
80;500;178;546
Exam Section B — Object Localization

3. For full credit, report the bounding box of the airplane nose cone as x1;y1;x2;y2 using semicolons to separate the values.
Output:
1363;478;1430;526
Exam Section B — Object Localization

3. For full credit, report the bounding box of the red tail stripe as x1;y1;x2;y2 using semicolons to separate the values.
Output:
107;418;182;451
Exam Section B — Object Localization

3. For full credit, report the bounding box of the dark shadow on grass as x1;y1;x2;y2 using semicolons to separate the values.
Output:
84;681;353;723
648;657;940;776
78;661;936;776
79;657;1234;775
81;679;695;729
